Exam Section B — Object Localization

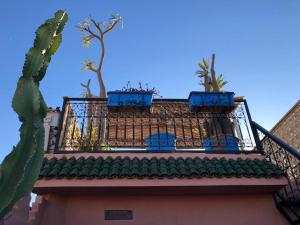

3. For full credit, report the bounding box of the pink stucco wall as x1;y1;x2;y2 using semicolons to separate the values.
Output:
36;153;288;225
38;194;288;225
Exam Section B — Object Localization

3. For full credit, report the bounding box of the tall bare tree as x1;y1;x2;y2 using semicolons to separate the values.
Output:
78;15;122;97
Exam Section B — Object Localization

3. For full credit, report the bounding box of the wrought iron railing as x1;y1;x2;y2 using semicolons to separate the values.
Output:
53;97;260;153
255;121;300;204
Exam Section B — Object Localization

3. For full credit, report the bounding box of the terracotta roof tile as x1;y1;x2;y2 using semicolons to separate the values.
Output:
39;156;285;179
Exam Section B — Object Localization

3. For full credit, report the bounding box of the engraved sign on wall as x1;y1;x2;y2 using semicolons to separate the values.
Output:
104;210;133;220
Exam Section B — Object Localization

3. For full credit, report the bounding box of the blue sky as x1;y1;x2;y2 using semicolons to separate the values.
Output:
1;0;300;161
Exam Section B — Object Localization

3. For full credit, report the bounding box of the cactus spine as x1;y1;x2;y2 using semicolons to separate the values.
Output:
0;10;68;219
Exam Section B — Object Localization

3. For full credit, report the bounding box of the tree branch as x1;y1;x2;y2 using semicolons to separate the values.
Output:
80;79;92;97
103;20;119;35
87;64;97;73
86;35;94;41
82;27;101;41
98;38;105;73
91;18;103;35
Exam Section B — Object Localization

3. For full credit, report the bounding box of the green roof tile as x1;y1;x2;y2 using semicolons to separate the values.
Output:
39;156;286;179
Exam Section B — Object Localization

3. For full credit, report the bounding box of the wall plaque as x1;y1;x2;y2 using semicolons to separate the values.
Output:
104;210;133;220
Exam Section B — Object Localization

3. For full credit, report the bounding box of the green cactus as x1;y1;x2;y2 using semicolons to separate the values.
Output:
0;10;68;219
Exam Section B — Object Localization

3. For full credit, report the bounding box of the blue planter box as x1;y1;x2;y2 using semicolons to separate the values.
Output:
203;135;239;152
188;91;235;112
145;132;176;152
107;91;153;107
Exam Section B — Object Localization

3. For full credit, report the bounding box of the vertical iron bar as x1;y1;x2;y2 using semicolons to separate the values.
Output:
172;116;177;144
87;102;94;147
157;114;160;149
106;110;110;147
124;113;127;145
195;113;203;147
115;112;119;146
179;105;186;147
55;96;68;152
188;114;195;147
235;113;245;146
148;113;152;148
97;103;102;146
239;103;253;147
132;112;135;146
211;113;220;147
70;116;77;148
243;100;263;152
164;109;168;137
141;114;144;146
79;102;87;143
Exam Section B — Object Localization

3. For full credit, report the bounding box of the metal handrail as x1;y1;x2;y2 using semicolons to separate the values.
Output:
253;121;300;224
252;121;300;159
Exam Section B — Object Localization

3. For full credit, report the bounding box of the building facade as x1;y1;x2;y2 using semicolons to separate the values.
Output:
269;100;300;150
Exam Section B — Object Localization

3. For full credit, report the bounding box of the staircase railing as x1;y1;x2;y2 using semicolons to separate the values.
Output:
253;121;300;202
252;121;300;224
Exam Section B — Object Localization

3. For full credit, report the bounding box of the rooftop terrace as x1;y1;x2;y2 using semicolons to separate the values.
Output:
40;95;300;223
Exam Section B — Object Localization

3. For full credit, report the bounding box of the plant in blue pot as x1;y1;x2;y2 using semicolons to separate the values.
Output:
189;54;234;112
193;119;239;152
191;54;239;152
107;82;160;109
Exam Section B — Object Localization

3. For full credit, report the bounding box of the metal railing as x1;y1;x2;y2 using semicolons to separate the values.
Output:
52;97;260;153
255;121;300;203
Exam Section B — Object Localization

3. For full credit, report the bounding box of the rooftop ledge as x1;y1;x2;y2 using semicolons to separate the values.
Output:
45;152;264;160
36;152;287;195
34;177;288;195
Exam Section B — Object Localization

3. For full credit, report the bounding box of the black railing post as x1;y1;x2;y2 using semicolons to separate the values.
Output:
54;96;68;153
243;100;264;153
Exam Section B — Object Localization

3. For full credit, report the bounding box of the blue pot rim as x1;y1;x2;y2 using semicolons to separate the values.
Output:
188;91;235;100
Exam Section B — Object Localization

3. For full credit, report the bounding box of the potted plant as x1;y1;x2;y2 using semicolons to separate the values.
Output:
188;54;234;112
191;54;239;152
193;122;239;152
107;82;159;108
144;132;176;152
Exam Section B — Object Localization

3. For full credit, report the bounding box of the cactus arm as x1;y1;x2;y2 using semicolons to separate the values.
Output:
0;10;68;219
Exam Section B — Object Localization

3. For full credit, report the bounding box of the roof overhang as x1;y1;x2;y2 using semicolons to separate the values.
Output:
33;177;288;195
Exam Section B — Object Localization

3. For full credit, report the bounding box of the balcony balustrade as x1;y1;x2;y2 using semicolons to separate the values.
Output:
50;97;259;153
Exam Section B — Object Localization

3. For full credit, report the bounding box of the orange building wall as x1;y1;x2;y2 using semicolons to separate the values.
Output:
39;194;288;225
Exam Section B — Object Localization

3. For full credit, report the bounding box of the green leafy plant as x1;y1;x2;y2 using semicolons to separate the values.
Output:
76;128;111;151
0;10;68;219
100;143;111;151
196;53;228;92
195;54;238;150
192;125;208;139
120;81;161;96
